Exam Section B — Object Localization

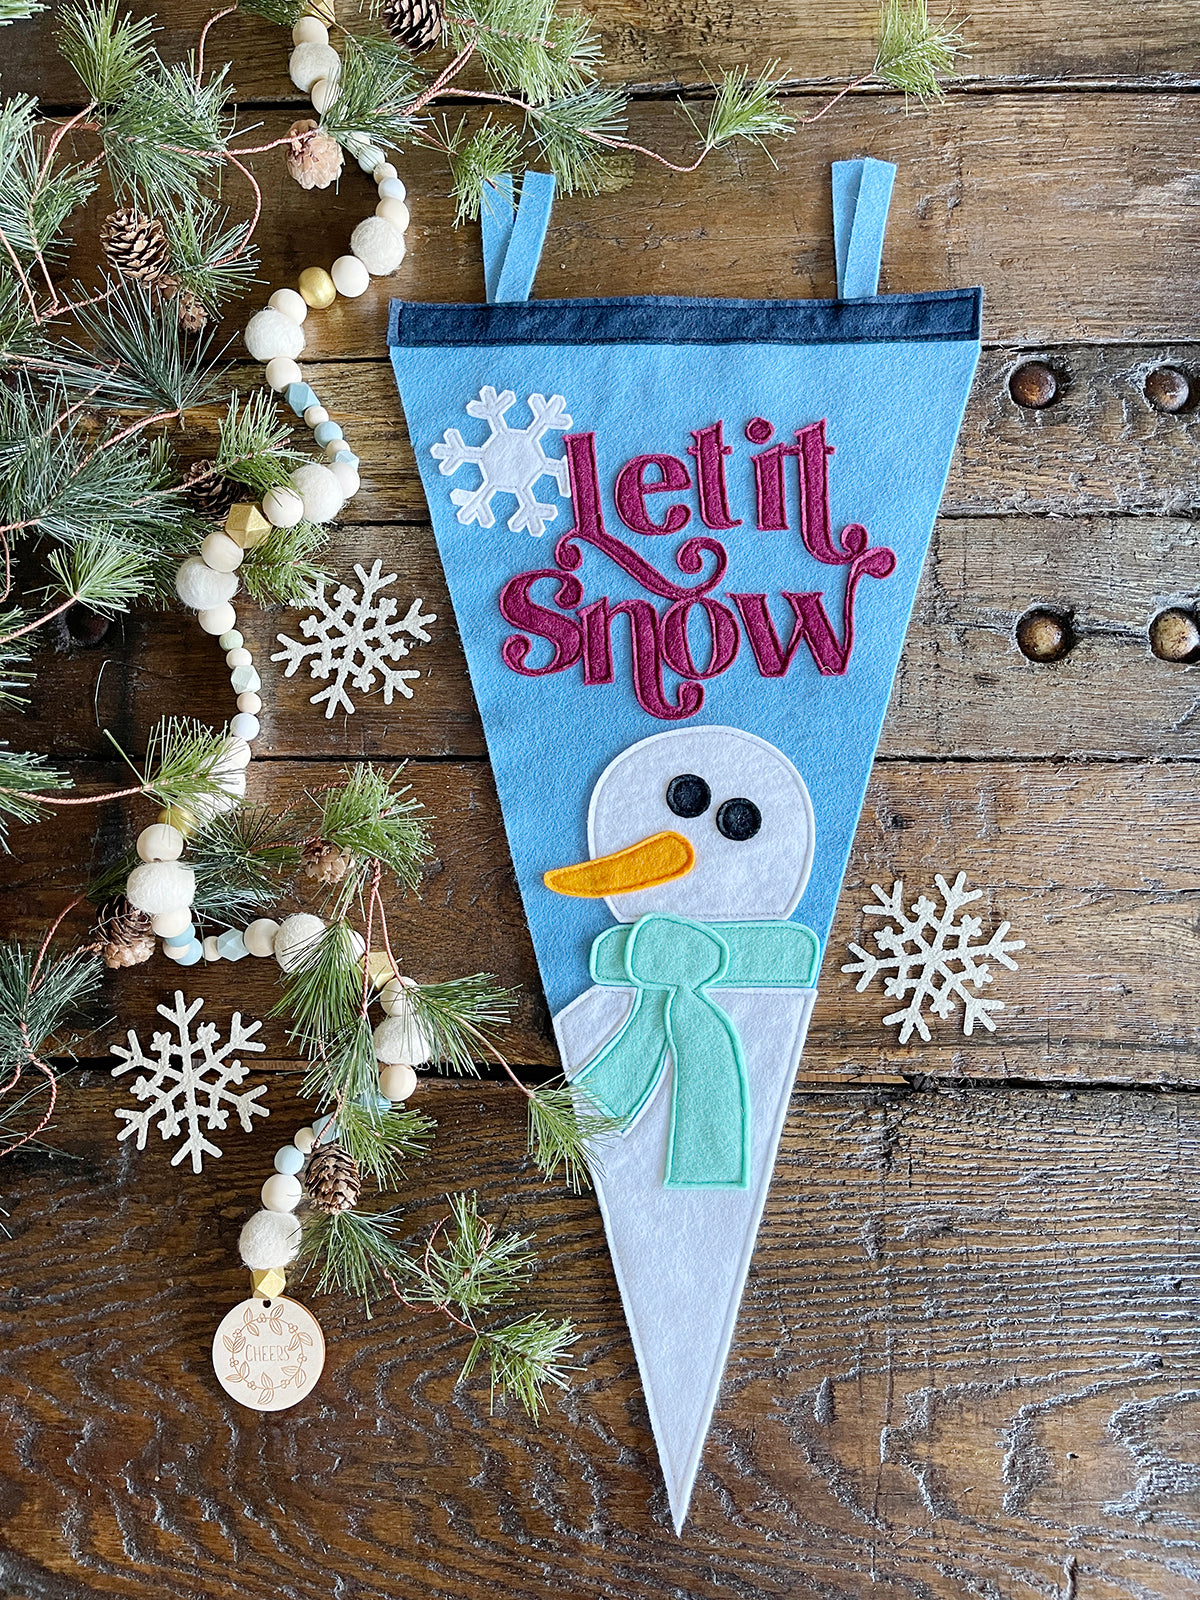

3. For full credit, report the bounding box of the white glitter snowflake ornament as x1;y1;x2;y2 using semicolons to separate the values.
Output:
431;386;572;538
842;872;1025;1043
110;991;268;1172
271;559;436;718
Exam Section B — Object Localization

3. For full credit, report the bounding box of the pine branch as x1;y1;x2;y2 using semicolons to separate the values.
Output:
0;96;97;267
186;802;301;926
217;389;305;496
107;716;244;814
57;0;154;104
162;196;259;312
69;278;227;414
298;1206;409;1315
336;1096;436;1187
527;86;628;194
239;518;331;607
0;1;47;24
299;1012;380;1108
526;1079;622;1191
0;746;74;848
44;539;152;618
443;0;602;106
235;0;303;25
460;1313;577;1417
688;64;795;154
404;974;517;1078
271;918;364;1057
444;117;523;223
0;614;34;710
314;763;431;907
318;33;424;153
874;0;966;100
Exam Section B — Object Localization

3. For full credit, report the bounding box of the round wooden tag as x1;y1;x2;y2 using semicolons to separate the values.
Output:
212;1296;325;1412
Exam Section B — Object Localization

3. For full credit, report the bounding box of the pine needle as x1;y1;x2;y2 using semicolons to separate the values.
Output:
461;1313;578;1417
57;0;155;104
0;941;104;1086
186;803;300;926
874;0;966;100
526;1080;622;1191
404;974;518;1077
107;716;240;814
240;519;332;608
271;918;364;1055
0;745;73;848
693;64;795;153
315;763;431;906
299;1207;409;1315
444;118;523;225
217;389;306;496
336;1097;437;1187
45;540;153;617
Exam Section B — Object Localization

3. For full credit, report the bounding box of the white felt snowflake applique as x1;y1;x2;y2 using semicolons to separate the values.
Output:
430;386;572;539
110;992;268;1173
842;872;1025;1043
271;559;436;718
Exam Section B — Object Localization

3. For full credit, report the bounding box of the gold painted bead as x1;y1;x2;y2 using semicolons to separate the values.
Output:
304;0;335;22
298;267;337;309
363;950;399;989
157;804;197;837
224;502;272;549
250;1266;287;1299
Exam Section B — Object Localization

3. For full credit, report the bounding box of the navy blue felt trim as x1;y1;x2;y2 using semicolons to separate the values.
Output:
387;288;982;350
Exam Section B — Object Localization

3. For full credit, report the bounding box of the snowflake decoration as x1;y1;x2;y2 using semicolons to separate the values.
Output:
110;991;269;1173
271;559;436;719
841;872;1025;1043
430;386;572;539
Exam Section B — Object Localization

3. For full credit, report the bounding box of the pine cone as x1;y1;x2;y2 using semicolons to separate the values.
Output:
381;0;442;52
100;209;171;283
154;274;210;335
285;118;345;190
305;1143;361;1215
184;460;239;520
97;897;156;969
303;840;355;885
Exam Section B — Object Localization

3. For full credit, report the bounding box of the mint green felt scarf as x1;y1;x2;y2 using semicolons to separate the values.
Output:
576;913;820;1189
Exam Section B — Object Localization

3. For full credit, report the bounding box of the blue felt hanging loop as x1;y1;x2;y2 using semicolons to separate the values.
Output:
832;158;897;300
483;171;556;304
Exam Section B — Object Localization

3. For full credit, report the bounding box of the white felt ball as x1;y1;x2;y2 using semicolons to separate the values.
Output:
377;177;406;202
136;823;184;863
350;216;406;276
262;485;304;529
269;287;308;325
244;917;281;957
176;555;238;611
198;603;237;636
330;254;370;298
375;197;410;232
261;1172;304;1213
200;531;243;573
237;691;263;715
379;1062;417;1102
230;712;260;741
289;40;339;91
265;356;303;392
126;860;196;915
373;163;398;185
310;74;339;113
238;1208;303;1269
245;308;305;363
329;461;360;498
373;1009;432;1067
292;15;328;45
152;907;191;937
274;912;326;973
290;462;344;524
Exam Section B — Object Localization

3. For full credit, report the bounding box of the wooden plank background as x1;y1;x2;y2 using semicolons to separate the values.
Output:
4;1;1200;1595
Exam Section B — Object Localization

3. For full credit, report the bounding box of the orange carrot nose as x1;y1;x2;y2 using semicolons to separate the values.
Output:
543;831;695;899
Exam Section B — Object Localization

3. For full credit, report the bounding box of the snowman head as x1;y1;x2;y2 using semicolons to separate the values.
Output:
544;726;815;922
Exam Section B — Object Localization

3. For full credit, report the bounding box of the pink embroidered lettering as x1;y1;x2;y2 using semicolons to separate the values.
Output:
661;596;740;680
579;595;704;719
687;422;741;531
499;568;583;674
614;454;692;537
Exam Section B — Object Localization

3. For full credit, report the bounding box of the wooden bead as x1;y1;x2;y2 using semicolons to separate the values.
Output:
1009;361;1059;409
261;1173;303;1213
379;1062;417;1102
303;405;330;427
237;692;263;714
373;163;398;185
269;287;308;325
250;1266;288;1299
137;823;184;863
219;629;244;650
330;255;370;298
380;975;417;1014
292;15;328;44
377;177;406;202
303;0;335;23
152;906;192;937
1016;608;1073;662
231;712;261;741
225;503;272;548
293;1126;316;1153
310;75;339;114
1145;366;1191;414
203;935;221;961
1149;608;1200;661
200;532;244;573
363;951;398;988
244;918;281;957
262;486;304;530
226;646;252;668
289;40;339;92
375;197;410;232
298;267;337;309
265;356;303;392
275;1144;305;1176
198;603;237;636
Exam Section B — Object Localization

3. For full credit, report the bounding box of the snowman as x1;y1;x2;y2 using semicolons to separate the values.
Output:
545;725;822;1531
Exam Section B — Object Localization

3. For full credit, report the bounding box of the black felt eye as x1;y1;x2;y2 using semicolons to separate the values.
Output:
666;773;711;818
716;798;762;841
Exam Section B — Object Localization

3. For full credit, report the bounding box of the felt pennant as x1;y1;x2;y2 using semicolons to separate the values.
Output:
388;160;982;1530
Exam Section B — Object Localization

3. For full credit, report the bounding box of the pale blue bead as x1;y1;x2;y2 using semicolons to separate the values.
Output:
313;420;343;448
332;449;355;464
174;939;203;966
313;1112;338;1139
163;924;194;948
230;665;261;695
216;929;249;961
274;1144;304;1175
374;1091;392;1111
219;630;244;651
285;382;318;416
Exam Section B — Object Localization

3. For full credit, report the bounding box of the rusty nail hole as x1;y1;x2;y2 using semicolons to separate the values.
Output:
1149;608;1200;662
64;604;111;648
1144;366;1192;414
1016;608;1074;663
1008;361;1061;410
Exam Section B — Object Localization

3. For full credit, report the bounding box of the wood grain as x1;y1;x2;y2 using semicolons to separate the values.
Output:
4;759;1200;1086
3;1080;1200;1600
21;0;1200;106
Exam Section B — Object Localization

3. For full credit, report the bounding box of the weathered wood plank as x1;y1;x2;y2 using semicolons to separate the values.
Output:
2;1081;1199;1599
31;96;1200;346
13;515;1200;768
4;760;1200;1085
17;0;1200;105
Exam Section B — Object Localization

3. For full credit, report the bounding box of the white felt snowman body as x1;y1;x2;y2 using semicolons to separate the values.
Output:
546;725;820;1531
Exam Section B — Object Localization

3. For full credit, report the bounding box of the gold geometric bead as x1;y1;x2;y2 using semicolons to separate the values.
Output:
250;1267;287;1300
157;804;197;837
298;267;336;310
363;950;398;989
224;503;272;549
304;0;335;21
